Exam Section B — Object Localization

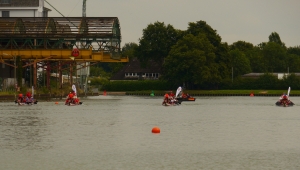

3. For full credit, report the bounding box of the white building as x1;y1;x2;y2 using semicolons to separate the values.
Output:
0;0;50;17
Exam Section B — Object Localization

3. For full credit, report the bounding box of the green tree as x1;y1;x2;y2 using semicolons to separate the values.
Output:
286;54;300;73
186;20;231;81
262;42;287;72
230;41;254;52
135;21;182;66
269;32;285;48
245;47;266;72
162;34;220;89
229;49;252;77
90;66;110;78
122;42;138;61
186;20;221;47
287;46;300;56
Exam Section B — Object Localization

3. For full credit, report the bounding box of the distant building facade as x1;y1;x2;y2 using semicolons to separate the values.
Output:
0;0;50;17
241;73;300;79
110;58;161;81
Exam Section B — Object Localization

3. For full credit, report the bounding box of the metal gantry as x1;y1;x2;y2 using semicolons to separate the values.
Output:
0;17;127;89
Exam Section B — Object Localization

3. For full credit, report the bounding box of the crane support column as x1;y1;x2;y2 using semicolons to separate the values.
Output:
33;60;37;89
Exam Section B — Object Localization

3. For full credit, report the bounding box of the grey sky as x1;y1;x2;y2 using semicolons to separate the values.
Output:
45;0;300;47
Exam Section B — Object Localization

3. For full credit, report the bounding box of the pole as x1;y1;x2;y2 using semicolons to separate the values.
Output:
231;67;233;83
14;56;16;99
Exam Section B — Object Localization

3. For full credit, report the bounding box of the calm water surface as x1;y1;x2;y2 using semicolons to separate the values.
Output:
1;96;300;170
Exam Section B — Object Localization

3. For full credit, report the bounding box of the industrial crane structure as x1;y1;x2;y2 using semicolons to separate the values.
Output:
0;0;127;91
82;0;87;17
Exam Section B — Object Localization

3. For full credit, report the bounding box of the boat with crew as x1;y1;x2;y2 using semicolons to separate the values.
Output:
175;86;196;102
275;87;294;107
65;85;83;106
15;86;38;105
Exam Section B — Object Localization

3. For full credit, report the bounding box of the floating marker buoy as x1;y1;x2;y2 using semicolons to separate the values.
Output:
103;90;107;96
55;102;58;104
152;127;160;133
250;93;254;97
150;90;155;96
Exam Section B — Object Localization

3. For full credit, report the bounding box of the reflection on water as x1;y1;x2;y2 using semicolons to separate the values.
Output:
1;96;300;170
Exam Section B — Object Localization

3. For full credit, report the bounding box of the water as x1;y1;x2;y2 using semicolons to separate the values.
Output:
1;96;300;170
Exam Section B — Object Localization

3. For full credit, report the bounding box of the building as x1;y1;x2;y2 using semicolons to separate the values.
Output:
0;0;50;17
110;58;161;81
241;73;300;79
0;0;51;89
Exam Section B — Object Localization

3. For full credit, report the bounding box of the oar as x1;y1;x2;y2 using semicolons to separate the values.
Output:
287;87;291;97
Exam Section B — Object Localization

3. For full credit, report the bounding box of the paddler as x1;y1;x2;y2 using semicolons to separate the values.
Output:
65;92;74;105
163;93;169;104
17;93;24;103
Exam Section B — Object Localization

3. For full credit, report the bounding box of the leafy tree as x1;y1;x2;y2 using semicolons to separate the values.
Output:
135;21;182;66
256;73;279;89
186;20;221;47
90;66;110;78
230;41;254;52
186;20;231;81
269;32;285;48
282;73;300;89
122;42;138;61
287;46;300;56
262;42;287;72
229;49;251;77
162;34;221;89
286;54;300;73
245;47;266;72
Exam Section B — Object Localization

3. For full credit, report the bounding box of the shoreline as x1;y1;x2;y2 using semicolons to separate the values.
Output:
1;91;297;102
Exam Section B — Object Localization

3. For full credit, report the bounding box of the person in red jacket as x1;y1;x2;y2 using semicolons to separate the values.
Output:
17;93;24;104
65;92;74;105
169;91;175;98
162;93;169;105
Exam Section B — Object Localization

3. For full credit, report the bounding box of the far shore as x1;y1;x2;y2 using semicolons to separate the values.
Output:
0;90;298;102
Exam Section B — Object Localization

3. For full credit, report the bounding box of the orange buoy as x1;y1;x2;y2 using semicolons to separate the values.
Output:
250;93;254;97
55;102;58;104
152;127;160;133
103;90;107;96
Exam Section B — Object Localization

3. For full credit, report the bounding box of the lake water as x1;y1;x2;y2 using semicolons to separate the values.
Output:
1;95;300;170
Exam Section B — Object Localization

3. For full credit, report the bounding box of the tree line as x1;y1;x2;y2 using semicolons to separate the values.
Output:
93;20;300;90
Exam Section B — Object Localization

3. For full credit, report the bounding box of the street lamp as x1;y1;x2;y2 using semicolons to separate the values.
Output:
2;53;16;99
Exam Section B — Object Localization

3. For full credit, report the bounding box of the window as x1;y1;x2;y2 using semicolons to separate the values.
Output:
2;11;9;17
43;11;48;17
0;0;11;4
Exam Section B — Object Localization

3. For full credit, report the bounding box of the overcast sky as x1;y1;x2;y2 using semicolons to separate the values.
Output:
45;0;300;47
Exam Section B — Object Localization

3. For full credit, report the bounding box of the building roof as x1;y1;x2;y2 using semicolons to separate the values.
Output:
110;58;162;80
124;58;161;73
0;0;39;7
241;73;300;79
43;7;51;11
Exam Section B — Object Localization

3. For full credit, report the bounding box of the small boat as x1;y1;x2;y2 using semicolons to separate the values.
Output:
15;100;38;106
162;98;181;106
65;84;82;106
67;101;83;106
15;87;38;106
175;86;196;102
275;87;294;107
176;97;196;101
275;100;294;107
